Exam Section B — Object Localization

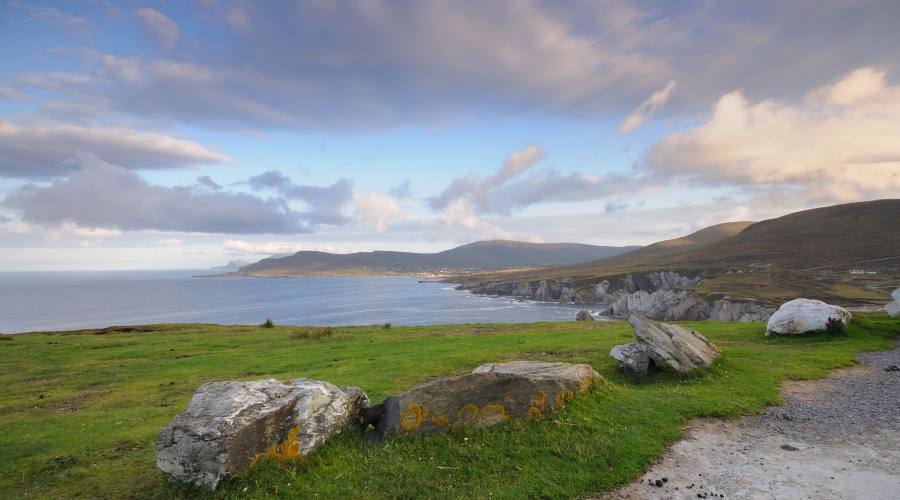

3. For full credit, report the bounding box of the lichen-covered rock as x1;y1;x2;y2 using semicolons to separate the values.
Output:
886;288;900;318
375;361;602;438
156;378;368;489
576;309;595;321
765;298;853;336
610;315;721;376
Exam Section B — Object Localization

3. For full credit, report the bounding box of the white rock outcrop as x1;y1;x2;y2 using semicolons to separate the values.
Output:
765;298;852;336
886;288;900;318
156;378;368;489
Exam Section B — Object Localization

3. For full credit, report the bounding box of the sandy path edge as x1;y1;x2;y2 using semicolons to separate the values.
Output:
598;342;900;500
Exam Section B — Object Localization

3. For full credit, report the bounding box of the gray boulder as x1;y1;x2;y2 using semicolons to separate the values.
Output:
156;378;368;489
765;298;852;336
375;361;602;438
610;315;721;376
576;309;595;321
886;288;900;318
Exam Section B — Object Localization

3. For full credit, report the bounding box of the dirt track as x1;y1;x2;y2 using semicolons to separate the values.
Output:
603;342;900;499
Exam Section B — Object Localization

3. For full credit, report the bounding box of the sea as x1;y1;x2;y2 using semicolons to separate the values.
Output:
0;271;608;334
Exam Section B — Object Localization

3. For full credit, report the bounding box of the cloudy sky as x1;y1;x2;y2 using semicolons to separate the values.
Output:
1;0;899;270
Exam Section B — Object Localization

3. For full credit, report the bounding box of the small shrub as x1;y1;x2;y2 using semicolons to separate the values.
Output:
383;322;392;329
289;326;333;340
0;335;12;341
261;318;275;329
825;317;847;336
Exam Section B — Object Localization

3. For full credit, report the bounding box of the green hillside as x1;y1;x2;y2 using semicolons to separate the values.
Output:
0;317;895;498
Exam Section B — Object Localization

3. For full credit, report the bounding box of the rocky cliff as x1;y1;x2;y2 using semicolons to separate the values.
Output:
457;270;774;322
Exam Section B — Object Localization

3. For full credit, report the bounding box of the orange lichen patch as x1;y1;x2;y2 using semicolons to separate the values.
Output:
531;391;546;407
565;390;574;401
554;391;565;410
578;376;599;392
400;404;428;431
431;415;450;427
252;426;301;466
475;403;509;426
525;406;542;419
452;403;479;430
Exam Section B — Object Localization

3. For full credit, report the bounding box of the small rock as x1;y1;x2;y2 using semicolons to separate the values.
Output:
654;479;663;487
781;444;799;451
885;365;899;372
610;315;721;376
576;309;595;321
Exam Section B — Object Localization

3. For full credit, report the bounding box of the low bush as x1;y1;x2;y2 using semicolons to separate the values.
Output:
261;318;275;329
289;326;333;340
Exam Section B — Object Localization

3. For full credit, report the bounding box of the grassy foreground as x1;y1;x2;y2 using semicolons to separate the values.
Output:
1;316;897;498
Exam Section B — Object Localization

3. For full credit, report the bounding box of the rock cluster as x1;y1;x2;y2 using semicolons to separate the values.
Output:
610;315;721;376
576;309;594;321
155;378;368;489
765;298;853;336
157;361;602;489
460;271;774;322
886;288;900;318
374;361;602;438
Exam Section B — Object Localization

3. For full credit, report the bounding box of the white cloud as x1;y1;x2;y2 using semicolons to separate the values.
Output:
2;154;310;234
0;119;229;178
352;192;403;232
134;8;179;51
432;144;645;214
440;199;512;240
618;80;676;132
646;66;900;203
223;240;305;255
158;238;183;246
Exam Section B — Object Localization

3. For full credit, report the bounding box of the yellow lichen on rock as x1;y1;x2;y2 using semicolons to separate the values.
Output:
565;390;574;401
525;406;541;419
554;391;565;410
252;426;301;466
400;404;428;431
531;391;546;407
475;403;509;426
431;415;449;426
452;403;479;430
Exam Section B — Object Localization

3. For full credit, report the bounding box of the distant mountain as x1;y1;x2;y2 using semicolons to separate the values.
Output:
209;260;252;271
236;240;640;276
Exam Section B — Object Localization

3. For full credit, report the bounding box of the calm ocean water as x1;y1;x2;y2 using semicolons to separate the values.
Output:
0;271;606;334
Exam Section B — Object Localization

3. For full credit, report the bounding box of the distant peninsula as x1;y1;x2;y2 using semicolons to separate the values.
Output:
227;240;640;277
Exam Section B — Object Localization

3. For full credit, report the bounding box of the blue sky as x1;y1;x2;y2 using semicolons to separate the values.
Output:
1;1;899;270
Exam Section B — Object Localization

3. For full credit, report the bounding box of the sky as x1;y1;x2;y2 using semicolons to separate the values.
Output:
1;0;899;270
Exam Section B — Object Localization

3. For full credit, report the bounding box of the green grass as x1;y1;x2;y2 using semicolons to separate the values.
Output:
1;316;897;498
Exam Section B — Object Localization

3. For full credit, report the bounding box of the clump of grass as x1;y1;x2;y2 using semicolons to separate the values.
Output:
260;318;275;329
0;335;12;341
382;322;392;329
825;317;847;336
288;326;333;340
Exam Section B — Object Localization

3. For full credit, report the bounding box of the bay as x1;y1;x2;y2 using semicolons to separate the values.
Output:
0;271;607;333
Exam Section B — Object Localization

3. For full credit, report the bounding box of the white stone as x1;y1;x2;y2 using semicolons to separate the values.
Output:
765;298;852;336
886;288;900;318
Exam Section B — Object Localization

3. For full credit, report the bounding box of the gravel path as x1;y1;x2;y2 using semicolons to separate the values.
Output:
603;342;900;499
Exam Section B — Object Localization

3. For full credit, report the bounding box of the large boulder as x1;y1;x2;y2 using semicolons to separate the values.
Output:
765;298;852;336
156;378;368;489
374;361;602;438
886;288;900;318
610;315;721;376
576;309;595;321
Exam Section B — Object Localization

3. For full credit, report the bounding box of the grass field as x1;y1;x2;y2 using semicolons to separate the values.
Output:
1;316;897;498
